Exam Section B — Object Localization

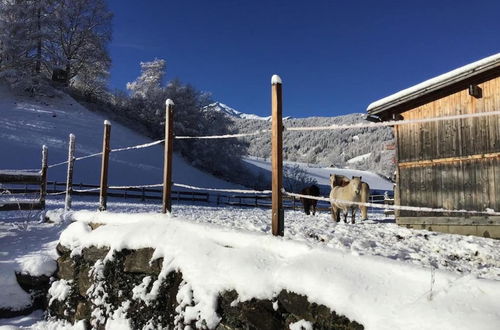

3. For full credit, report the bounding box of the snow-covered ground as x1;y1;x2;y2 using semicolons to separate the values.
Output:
1;196;499;329
347;152;372;164
243;156;394;192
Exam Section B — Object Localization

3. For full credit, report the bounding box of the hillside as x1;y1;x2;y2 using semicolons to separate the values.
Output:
0;83;243;191
204;103;396;178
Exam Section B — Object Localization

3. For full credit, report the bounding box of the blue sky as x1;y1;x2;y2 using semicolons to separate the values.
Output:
107;0;499;118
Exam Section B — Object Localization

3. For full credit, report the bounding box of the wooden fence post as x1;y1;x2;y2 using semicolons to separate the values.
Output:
40;145;48;208
64;134;75;211
271;75;284;236
162;99;174;214
99;120;111;211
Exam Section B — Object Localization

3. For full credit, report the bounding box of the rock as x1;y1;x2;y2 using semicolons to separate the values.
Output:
78;265;93;297
89;222;104;230
15;272;52;310
56;243;71;256
75;301;91;320
278;290;363;330
218;290;285;330
82;246;110;264
123;248;162;275
15;272;51;293
278;290;314;321
0;305;36;319
57;255;76;280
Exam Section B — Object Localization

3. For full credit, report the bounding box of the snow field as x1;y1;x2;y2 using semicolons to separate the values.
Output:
0;195;499;329
52;204;500;330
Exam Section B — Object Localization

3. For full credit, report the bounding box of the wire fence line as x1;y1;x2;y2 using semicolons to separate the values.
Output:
47;141;165;169
110;140;165;153
73;187;101;193
285;110;500;132
37;110;500;216
108;183;163;190
45;110;500;169
173;183;272;194
175;130;269;140
47;191;67;196
282;190;500;216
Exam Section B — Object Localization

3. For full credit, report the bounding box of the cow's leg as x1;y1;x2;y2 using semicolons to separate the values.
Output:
303;200;310;215
331;205;338;222
312;201;317;215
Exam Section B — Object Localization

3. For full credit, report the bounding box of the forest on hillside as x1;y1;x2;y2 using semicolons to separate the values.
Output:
226;113;396;178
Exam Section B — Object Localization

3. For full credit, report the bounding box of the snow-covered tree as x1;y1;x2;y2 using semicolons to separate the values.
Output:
126;59;166;99
0;0;40;71
118;61;250;183
0;0;112;95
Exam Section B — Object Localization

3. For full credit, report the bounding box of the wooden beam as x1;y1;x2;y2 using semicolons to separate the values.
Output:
271;75;284;236
162;99;174;214
99;121;111;211
0;202;44;211
40;145;48;208
65;134;76;211
0;173;41;184
398;152;500;168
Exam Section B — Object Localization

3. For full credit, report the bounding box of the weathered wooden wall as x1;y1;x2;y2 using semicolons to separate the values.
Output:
395;75;500;224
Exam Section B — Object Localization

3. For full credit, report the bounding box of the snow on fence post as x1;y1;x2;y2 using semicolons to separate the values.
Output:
40;145;48;208
271;75;284;236
162;99;175;214
64;134;75;211
99;120;111;211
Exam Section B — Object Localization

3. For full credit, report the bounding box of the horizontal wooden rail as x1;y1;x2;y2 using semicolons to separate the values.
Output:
399;152;500;168
0;172;41;184
0;202;44;211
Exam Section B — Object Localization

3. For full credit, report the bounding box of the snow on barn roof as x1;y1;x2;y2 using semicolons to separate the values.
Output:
367;53;500;115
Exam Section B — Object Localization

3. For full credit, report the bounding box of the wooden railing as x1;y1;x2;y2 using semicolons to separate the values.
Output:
32;181;210;203
0;147;47;211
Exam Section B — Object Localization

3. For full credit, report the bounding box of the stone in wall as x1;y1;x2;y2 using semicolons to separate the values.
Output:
123;248;162;275
217;290;363;330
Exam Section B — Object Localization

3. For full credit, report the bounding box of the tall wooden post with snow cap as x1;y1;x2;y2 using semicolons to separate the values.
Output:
40;145;48;209
99;120;111;211
64;134;75;211
162;99;175;214
271;74;284;236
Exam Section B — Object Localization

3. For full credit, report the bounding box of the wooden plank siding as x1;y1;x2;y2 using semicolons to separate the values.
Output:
398;157;500;217
395;75;500;228
397;76;500;163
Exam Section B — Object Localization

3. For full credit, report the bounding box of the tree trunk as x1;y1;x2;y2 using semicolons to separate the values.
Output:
35;7;42;74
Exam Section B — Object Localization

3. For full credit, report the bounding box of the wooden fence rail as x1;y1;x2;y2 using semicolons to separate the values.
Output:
0;146;47;211
5;181;210;203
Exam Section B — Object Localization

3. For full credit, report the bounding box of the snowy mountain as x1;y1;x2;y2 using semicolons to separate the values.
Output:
204;102;273;120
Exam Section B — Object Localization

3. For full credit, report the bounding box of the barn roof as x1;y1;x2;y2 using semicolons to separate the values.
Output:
367;53;500;119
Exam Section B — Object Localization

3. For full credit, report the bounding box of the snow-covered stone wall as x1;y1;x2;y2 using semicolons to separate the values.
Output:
49;233;363;329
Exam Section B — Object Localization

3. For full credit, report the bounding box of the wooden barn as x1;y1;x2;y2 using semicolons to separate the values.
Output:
367;53;500;238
